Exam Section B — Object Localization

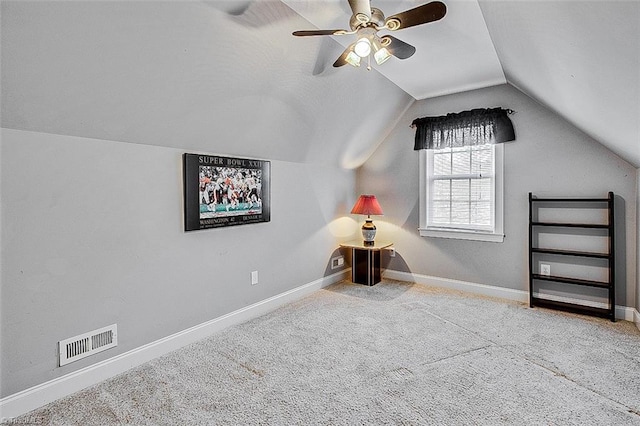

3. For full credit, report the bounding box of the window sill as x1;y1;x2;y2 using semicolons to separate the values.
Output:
419;228;504;243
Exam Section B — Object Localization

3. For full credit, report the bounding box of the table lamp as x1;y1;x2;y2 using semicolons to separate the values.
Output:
351;195;383;246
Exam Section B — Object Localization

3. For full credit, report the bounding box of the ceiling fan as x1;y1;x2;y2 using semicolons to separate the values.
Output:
292;0;446;69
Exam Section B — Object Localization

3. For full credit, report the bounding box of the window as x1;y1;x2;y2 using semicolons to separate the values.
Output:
419;143;504;242
412;107;514;242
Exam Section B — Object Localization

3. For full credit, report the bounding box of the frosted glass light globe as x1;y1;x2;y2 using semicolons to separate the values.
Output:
354;38;371;57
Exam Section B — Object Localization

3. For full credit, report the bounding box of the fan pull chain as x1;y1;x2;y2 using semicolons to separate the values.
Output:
367;55;371;71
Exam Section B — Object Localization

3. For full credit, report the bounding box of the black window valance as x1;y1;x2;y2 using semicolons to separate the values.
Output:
412;107;515;150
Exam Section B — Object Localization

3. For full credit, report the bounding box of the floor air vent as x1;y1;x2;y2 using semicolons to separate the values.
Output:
58;324;118;366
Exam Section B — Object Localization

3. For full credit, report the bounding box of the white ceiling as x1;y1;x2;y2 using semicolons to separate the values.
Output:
0;0;414;167
1;0;639;167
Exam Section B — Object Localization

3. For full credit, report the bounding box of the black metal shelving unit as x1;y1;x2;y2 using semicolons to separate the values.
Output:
528;192;615;321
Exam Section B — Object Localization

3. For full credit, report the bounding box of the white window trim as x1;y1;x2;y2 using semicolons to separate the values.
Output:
418;144;504;243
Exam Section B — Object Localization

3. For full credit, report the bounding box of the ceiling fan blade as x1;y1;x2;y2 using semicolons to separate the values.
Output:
382;36;416;60
385;1;446;31
333;45;352;68
348;0;372;22
293;29;349;37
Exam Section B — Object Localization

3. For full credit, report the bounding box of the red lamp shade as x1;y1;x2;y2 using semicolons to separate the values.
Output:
351;195;383;217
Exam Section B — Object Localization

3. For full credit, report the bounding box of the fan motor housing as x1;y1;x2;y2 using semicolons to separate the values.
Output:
350;7;385;31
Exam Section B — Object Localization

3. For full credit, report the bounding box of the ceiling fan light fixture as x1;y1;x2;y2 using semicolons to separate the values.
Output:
373;37;392;65
354;37;372;57
345;50;362;67
374;46;391;65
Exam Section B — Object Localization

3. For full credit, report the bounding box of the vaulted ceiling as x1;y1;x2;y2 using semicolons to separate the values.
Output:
2;1;639;167
479;0;639;168
285;0;639;167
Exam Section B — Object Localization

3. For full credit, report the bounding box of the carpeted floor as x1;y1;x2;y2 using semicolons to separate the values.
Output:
10;279;640;425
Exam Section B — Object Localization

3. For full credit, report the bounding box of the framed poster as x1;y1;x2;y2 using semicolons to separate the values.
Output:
183;153;271;231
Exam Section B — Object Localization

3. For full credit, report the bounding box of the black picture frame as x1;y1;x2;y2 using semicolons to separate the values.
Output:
183;153;271;231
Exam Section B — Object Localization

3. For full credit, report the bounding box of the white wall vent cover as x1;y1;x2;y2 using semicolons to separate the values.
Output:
58;324;118;366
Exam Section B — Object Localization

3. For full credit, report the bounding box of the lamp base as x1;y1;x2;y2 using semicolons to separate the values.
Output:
361;219;376;246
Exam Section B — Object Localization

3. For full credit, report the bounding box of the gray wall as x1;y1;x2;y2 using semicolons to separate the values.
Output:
358;84;638;309
0;128;354;397
0;0;417;398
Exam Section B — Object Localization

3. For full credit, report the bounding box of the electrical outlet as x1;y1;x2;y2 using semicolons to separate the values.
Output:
331;256;344;270
389;247;396;257
540;264;551;276
251;270;259;285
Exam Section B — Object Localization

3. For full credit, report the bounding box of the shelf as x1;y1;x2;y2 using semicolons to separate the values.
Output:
531;274;610;288
531;198;609;203
531;247;610;259
531;221;609;229
529;192;615;322
530;297;614;320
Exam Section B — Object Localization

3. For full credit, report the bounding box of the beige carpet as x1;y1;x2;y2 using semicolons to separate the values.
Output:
9;279;640;425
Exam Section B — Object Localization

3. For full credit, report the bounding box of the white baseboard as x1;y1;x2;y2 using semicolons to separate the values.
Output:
0;270;348;420
384;269;530;303
627;307;638;325
383;269;635;322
